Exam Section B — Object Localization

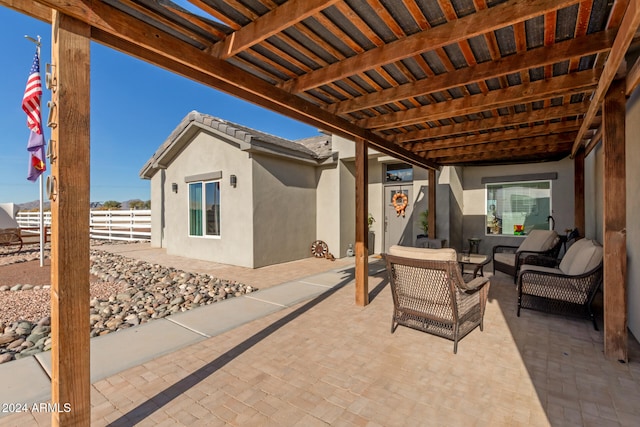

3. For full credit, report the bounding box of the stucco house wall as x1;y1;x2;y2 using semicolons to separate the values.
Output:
442;166;464;251
313;135;365;258
339;159;357;254
160;130;255;267
584;149;600;241
625;87;640;340
580;87;640;341
315;162;341;256
461;158;575;257
368;159;384;253
251;154;317;266
326;156;383;256
142;112;334;269
149;170;163;247
330;135;385;255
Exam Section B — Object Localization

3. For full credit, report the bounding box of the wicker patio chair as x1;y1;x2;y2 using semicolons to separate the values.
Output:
517;238;603;330
492;229;562;283
385;245;490;354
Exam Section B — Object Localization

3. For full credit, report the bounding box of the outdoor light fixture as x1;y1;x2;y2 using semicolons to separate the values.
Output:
230;175;237;188
171;183;178;193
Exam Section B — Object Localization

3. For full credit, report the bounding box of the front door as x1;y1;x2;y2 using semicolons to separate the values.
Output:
384;185;413;252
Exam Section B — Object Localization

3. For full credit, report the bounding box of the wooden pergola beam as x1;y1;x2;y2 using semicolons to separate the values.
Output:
420;132;578;158
282;0;581;93
572;0;640;156
184;0;241;29
393;101;590;143
424;132;575;159
331;30;613;115
602;79;628;362
212;0;340;59
407;122;581;152
1;0;49;20
49;10;91;426
437;142;574;164
360;69;600;130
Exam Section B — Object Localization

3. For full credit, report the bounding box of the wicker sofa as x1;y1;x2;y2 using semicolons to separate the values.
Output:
492;229;562;283
385;245;490;354
517;238;603;329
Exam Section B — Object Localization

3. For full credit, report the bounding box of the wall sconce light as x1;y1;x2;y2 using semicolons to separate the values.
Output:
171;182;178;193
230;175;237;188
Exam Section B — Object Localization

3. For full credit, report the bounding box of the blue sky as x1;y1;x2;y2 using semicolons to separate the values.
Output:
0;6;319;205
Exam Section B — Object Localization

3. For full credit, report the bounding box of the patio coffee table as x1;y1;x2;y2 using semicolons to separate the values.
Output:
457;253;489;279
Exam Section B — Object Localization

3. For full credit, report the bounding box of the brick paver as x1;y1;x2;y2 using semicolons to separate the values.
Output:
2;251;639;426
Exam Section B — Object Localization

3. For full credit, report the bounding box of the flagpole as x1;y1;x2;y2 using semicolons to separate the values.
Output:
26;34;45;268
39;174;44;267
37;38;44;268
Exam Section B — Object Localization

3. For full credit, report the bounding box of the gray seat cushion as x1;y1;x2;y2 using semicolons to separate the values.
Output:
517;229;560;253
559;239;603;275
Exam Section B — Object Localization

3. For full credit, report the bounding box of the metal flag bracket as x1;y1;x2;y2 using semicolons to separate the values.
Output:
46;139;56;164
45;63;57;92
47;100;57;128
46;175;57;201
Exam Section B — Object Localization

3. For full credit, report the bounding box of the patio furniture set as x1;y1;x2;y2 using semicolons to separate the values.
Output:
384;229;604;353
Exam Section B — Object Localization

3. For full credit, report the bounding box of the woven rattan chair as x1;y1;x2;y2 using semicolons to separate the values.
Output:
385;246;490;354
517;238;603;329
492;229;562;283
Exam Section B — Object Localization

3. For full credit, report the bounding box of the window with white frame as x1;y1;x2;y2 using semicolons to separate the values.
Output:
189;181;220;237
486;181;551;236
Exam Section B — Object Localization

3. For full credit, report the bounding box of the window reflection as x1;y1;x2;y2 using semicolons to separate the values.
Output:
385;163;413;182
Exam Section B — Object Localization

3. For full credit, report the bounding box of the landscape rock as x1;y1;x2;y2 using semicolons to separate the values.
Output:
0;333;17;345
0;244;257;363
14;321;33;336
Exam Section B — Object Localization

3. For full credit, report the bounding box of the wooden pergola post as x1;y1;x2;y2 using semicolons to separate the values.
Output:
603;78;628;362
50;11;91;425
428;169;436;239
355;137;369;306
574;147;585;236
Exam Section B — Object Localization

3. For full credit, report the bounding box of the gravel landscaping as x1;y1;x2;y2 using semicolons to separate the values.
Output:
0;241;256;363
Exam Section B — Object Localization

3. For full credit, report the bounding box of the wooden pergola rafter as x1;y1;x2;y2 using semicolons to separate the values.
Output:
4;1;640;425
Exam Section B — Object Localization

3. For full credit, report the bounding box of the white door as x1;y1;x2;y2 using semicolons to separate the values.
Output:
384;185;413;253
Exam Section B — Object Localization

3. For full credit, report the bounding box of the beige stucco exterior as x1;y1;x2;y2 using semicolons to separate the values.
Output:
152;130;255;267
251;154;317;266
624;87;640;340
460;158;575;256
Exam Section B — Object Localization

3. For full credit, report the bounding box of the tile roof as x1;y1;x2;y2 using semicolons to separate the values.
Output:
140;111;333;178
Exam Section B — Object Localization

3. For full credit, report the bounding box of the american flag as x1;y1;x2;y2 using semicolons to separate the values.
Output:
22;50;43;135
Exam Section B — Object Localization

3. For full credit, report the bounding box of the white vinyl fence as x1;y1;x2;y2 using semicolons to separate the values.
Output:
16;209;151;242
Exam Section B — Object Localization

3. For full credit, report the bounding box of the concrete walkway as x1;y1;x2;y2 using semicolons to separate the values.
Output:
1;244;640;426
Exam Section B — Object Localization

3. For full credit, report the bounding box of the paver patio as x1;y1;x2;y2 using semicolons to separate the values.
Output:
2;248;639;426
